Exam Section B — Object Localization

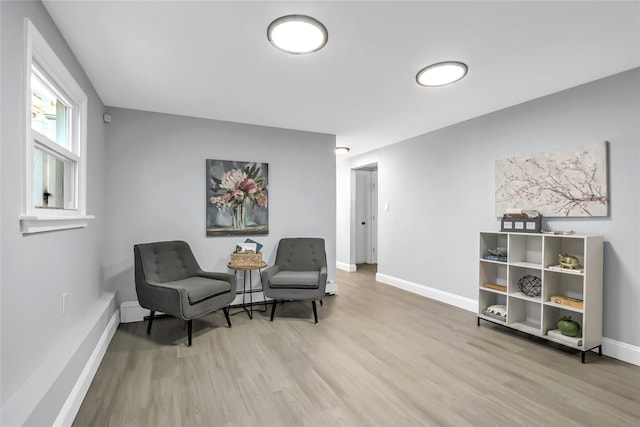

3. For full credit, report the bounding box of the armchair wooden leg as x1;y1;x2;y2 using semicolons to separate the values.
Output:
312;301;318;324
223;307;232;328
270;300;277;321
320;300;323;307
187;319;193;347
147;310;155;334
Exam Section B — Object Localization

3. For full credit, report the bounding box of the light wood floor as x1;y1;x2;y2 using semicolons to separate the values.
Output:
73;264;639;426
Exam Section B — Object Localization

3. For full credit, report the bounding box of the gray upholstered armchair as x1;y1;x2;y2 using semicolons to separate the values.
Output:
261;238;327;323
134;240;237;346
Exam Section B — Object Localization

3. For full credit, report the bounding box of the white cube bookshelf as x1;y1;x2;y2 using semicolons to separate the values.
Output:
478;231;603;363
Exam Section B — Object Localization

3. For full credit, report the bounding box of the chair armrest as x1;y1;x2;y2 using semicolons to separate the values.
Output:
261;265;281;288
319;265;327;286
141;280;190;319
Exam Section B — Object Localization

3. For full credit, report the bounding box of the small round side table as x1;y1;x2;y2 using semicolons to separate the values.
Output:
227;261;268;319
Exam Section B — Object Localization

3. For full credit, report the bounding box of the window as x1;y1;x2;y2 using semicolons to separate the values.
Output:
20;19;93;234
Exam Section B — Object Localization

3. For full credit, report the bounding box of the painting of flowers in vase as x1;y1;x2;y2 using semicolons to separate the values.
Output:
206;159;268;236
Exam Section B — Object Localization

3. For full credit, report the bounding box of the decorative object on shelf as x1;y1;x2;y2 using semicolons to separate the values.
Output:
541;229;575;235
495;141;608;217
482;304;507;322
485;247;507;262
557;316;581;337
206;159;269;236
518;274;541;297
485;304;507;316
550;295;584;310
500;212;542;233
488;247;507;256
559;254;580;269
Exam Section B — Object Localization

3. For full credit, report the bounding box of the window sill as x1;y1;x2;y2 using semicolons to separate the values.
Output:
20;214;95;234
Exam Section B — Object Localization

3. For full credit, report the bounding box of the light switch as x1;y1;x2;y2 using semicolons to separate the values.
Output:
384;202;389;212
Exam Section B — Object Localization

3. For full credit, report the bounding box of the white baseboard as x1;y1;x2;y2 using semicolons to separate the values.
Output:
376;272;478;312
375;272;639;367
120;300;148;323
326;280;337;295
336;261;357;272
601;337;640;366
53;310;119;427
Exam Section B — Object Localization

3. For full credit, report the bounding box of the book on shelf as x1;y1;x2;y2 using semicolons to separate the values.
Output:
550;295;583;310
483;255;507;262
482;283;507;292
548;265;584;273
547;329;582;346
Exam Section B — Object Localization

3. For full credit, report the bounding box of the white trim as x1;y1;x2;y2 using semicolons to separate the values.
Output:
376;272;478;312
601;337;640;366
20;214;94;234
336;261;357;272
22;19;91;233
375;272;639;366
120;300;149;323
53;310;120;427
326;280;337;295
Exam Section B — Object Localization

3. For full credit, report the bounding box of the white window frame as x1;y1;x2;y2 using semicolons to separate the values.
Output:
20;19;93;234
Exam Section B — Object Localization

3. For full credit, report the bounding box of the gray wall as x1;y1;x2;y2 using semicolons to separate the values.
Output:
103;107;337;305
337;68;640;348
1;1;115;426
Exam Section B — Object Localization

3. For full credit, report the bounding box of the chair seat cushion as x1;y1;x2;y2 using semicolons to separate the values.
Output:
170;277;232;304
269;271;320;289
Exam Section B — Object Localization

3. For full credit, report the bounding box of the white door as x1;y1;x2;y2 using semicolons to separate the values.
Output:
355;171;370;264
371;171;378;263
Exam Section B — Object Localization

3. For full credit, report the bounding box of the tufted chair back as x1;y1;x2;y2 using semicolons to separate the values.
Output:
135;240;200;283
274;238;326;271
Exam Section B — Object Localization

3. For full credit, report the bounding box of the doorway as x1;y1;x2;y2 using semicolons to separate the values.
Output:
354;164;378;267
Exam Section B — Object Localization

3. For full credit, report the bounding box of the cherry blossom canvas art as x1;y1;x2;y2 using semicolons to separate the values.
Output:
495;142;608;217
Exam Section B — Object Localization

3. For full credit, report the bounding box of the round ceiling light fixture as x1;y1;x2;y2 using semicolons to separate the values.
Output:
335;146;350;155
268;15;328;54
416;61;468;87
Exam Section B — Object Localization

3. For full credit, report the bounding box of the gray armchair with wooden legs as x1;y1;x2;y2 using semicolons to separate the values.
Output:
261;238;327;323
134;240;237;346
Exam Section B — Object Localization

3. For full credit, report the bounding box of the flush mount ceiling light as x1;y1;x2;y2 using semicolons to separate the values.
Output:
267;15;328;54
335;146;350;154
416;61;468;87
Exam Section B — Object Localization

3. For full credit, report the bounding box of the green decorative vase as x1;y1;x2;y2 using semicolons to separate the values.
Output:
557;316;580;337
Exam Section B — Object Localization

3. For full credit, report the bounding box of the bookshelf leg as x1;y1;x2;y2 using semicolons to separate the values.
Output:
581;351;586;364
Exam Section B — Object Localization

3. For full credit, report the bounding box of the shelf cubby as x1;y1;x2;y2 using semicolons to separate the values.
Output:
543;270;584;309
508;233;542;266
543;235;585;269
507;297;542;335
479;289;507;323
479;261;508;289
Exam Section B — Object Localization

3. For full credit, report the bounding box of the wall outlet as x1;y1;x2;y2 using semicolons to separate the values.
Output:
62;292;69;315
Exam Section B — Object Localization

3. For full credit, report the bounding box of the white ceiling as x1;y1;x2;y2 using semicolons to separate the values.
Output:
42;0;640;156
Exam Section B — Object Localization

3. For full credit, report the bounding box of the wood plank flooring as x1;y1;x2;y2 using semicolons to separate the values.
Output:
73;264;640;426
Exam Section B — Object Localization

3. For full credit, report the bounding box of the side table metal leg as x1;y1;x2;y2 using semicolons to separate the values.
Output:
248;269;253;319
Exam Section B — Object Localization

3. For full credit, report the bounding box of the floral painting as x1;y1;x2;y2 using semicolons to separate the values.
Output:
495;142;608;217
206;159;268;236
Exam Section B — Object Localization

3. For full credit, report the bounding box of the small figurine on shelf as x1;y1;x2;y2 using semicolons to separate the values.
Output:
559;254;580;269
